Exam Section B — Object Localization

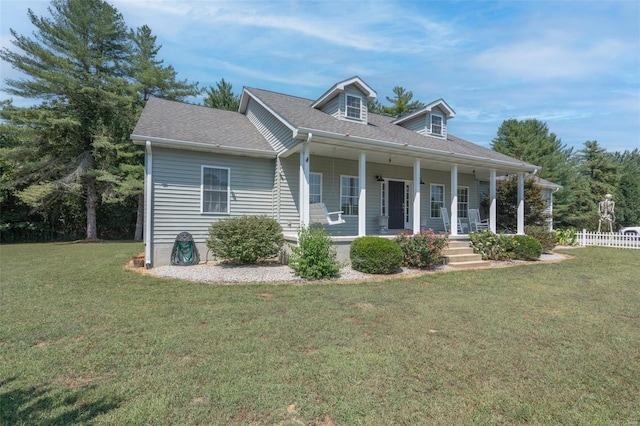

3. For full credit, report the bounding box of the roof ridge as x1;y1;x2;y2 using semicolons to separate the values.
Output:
244;87;314;102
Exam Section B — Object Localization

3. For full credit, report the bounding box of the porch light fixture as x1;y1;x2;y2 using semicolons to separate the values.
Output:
376;175;385;182
420;179;425;185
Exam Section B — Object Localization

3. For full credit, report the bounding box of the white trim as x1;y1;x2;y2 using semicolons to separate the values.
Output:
340;174;359;217
131;134;277;158
238;88;297;131
489;169;497;233
450;164;458;236
201;165;231;215
430;183;445;219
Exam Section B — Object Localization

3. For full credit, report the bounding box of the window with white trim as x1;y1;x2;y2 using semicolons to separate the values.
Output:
457;186;469;218
202;166;230;214
341;175;359;216
431;113;443;136
430;184;444;218
309;172;322;204
346;94;362;120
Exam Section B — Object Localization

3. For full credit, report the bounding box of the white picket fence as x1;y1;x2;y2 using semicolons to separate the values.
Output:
576;229;640;249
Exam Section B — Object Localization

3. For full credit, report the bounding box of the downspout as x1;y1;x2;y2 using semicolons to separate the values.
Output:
276;154;282;224
144;141;153;269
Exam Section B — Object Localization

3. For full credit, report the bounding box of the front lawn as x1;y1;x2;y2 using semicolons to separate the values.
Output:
1;242;638;424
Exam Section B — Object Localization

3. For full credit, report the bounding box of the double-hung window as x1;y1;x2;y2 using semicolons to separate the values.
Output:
346;94;362;120
341;175;359;216
457;186;469;218
430;184;444;218
309;172;322;204
431;113;443;136
202;166;230;214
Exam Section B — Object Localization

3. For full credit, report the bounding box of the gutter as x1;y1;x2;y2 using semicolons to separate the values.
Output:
293;127;539;173
131;135;277;158
144;141;153;269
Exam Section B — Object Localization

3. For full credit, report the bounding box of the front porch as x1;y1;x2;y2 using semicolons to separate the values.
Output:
283;131;532;238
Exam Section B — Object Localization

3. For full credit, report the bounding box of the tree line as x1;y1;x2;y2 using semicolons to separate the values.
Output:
0;0;240;243
1;0;637;243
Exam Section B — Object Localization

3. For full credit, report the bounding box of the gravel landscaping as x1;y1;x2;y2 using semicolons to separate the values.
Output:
149;252;570;284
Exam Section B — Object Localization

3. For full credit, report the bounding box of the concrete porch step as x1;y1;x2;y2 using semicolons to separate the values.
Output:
443;238;490;269
447;260;493;270
445;253;484;264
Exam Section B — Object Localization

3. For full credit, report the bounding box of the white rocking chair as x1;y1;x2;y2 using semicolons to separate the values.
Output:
469;209;490;231
309;203;345;225
440;207;465;233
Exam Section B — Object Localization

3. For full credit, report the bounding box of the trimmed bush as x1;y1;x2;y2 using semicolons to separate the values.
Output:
510;235;543;260
289;225;340;280
350;236;403;274
206;215;284;264
395;229;448;269
525;226;557;253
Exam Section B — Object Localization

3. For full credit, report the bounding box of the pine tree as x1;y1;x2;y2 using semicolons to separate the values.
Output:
1;0;132;240
203;78;240;111
491;118;580;228
381;86;425;117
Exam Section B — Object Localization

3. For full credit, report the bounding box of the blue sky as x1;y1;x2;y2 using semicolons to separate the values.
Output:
2;0;639;152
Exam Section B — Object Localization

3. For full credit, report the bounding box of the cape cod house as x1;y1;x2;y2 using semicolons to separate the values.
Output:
131;77;541;268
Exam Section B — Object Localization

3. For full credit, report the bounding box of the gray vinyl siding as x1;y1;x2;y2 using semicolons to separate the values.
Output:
278;156;300;233
151;148;275;243
245;98;298;153
322;96;340;118
398;115;428;135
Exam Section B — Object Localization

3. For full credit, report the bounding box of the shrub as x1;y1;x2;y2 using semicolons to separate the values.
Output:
350;236;403;274
395;229;448;269
525;225;557;253
289;225;340;280
469;230;514;261
510;235;543;260
555;227;578;246
206;215;284;264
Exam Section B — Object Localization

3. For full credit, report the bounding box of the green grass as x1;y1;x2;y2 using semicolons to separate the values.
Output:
1;242;639;425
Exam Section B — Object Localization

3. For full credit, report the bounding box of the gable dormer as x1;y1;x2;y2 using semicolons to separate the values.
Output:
311;76;377;124
392;99;455;138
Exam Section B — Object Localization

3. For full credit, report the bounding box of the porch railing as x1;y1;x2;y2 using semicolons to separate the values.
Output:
576;229;640;249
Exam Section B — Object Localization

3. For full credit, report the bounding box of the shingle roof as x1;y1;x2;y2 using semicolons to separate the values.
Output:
131;97;274;153
245;87;532;167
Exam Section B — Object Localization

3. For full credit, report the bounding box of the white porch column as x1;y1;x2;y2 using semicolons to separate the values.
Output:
299;139;311;227
489;169;497;233
144;141;153;268
517;172;525;235
413;159;421;233
450;164;458;236
358;151;366;236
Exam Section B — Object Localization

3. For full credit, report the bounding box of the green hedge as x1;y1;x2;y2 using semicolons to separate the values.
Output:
469;231;542;261
207;215;284;264
350;236;403;274
525;226;557;253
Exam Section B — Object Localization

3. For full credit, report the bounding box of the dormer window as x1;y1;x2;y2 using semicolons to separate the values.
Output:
431;114;443;136
346;94;362;120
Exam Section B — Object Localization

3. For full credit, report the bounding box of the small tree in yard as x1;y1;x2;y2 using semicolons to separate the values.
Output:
289;225;340;280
